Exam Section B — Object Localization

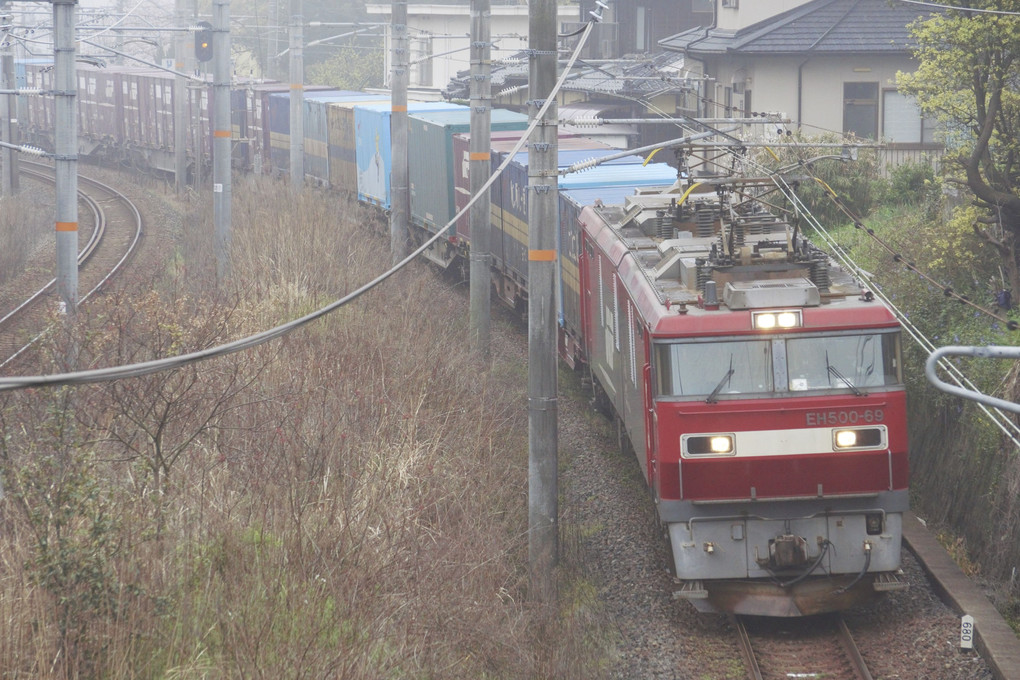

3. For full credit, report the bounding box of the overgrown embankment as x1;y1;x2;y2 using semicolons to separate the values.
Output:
0;177;610;678
818;160;1020;631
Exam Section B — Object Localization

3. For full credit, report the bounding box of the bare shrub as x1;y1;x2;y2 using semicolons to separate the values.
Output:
0;386;152;679
0;177;612;678
0;194;49;284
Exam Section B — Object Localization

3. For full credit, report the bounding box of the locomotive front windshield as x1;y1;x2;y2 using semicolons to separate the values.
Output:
658;340;773;396
786;334;900;391
655;331;901;399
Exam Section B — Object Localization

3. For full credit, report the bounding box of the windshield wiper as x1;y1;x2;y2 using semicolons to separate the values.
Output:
706;356;735;404
826;351;863;396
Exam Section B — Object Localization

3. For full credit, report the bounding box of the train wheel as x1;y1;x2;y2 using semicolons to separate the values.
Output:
590;375;613;418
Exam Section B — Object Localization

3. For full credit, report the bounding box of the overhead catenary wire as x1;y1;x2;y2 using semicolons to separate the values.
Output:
0;20;600;393
738;150;1020;448
623;94;1020;446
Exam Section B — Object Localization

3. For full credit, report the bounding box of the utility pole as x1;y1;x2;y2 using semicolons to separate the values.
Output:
173;0;188;194
527;0;558;602
288;0;303;189
468;0;492;359
191;0;201;191
389;0;409;265
212;0;231;283
54;0;78;320
1;0;15;197
268;0;279;80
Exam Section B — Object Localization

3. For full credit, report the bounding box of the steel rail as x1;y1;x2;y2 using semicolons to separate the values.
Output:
732;614;873;680
836;614;874;680
0;163;143;368
0;166;103;328
731;616;763;680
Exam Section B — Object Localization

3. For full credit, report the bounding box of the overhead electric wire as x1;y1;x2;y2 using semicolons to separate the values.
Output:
810;175;1018;330
737;149;1020;448
586;95;1020;438
624;100;1020;445
0;20;599;394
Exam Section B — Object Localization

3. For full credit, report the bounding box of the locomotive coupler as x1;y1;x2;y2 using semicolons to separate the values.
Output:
767;533;809;568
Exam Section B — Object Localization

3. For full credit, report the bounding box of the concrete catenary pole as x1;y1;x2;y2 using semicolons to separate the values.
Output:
174;0;188;194
1;1;15;197
54;0;78;319
268;0;279;80
288;0;303;189
192;0;201;190
468;0;492;359
212;0;231;283
389;0;409;265
527;0;558;602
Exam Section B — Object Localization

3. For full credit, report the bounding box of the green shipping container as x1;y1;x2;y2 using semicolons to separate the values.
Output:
407;108;529;238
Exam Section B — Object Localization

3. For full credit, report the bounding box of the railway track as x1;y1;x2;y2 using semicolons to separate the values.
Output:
732;613;873;680
0;161;143;367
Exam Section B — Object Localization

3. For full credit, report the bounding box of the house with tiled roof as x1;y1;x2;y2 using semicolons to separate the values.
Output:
366;0;712;97
660;0;944;161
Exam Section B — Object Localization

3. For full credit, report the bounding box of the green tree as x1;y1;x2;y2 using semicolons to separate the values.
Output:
306;43;385;90
223;0;376;78
898;3;1020;296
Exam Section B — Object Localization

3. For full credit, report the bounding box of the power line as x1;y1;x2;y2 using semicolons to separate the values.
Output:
736;147;1020;448
0;15;604;394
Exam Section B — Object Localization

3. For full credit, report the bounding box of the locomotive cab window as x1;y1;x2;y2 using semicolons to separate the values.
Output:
656;340;773;398
654;330;902;400
786;332;901;392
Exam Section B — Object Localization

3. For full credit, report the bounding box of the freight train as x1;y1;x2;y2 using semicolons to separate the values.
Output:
15;61;908;617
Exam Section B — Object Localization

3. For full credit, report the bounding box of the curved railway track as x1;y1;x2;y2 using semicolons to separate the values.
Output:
0;161;143;367
732;613;873;680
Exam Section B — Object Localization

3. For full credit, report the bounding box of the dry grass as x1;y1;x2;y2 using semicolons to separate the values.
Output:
0;176;612;678
0;195;49;284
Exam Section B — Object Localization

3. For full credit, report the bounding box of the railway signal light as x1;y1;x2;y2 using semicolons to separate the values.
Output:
195;21;213;62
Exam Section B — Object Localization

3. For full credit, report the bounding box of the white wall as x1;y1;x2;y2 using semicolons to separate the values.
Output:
366;3;579;93
715;0;813;32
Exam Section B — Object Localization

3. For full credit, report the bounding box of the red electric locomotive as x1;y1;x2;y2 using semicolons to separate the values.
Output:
565;160;908;616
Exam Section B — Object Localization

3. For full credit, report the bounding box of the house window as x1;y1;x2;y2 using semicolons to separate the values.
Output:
636;6;651;52
883;89;937;144
412;34;433;88
844;82;878;140
722;0;739;7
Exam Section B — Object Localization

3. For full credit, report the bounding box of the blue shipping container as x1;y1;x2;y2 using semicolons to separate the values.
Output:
355;101;468;210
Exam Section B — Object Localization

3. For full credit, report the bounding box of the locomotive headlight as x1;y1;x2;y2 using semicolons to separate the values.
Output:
684;434;735;456
835;429;858;448
752;310;802;330
710;436;734;453
777;311;800;328
833;427;886;450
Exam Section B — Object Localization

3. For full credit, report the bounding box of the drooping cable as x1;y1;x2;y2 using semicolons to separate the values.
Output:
0;20;600;392
736;150;1020;448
